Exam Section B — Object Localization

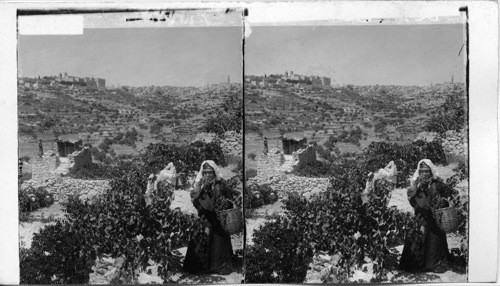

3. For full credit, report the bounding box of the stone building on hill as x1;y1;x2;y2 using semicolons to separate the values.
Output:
56;134;83;157
282;133;308;155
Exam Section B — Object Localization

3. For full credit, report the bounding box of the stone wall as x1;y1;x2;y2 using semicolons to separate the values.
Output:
441;130;467;158
415;129;467;158
21;150;109;203
257;148;284;173
305;252;344;283
293;145;317;170
193;132;217;143
68;147;93;173
221;131;242;158
194;131;242;159
22;171;109;203
251;147;329;199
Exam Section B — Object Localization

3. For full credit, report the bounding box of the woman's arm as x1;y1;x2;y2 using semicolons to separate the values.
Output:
191;181;203;210
418;206;446;234
407;184;418;208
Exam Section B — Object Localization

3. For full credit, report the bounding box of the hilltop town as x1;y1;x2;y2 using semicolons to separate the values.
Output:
18;74;241;159
245;71;464;149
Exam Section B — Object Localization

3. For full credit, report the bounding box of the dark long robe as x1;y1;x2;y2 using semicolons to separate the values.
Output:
400;179;450;272
183;179;233;274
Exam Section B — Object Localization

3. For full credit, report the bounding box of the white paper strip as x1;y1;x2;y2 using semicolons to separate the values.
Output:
18;15;83;35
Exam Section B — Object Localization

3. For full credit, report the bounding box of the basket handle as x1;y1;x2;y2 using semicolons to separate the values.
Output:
220;210;228;227
432;197;453;211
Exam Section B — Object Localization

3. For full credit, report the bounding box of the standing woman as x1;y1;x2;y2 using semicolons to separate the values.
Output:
360;157;397;205
183;160;233;275
400;159;450;273
263;137;268;155
38;139;44;158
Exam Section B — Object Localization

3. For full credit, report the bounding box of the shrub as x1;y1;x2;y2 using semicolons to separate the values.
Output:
293;160;331;178
245;168;257;181
246;121;261;133
248;153;257;160
232;158;243;174
425;89;466;133
63;166;197;281
143;141;226;173
247;151;467;283
20;221;94;284
245;222;312;283
19;123;37;138
244;183;278;210
453;160;468;180
91;147;104;160
19;186;54;214
225;154;241;167
204;113;242;136
68;162;111;180
365;140;447;186
315;145;331;160
19;155;31;163
203;95;242;136
246;156;413;283
324;135;338;151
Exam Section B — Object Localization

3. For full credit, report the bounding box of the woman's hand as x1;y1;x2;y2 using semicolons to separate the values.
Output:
198;194;215;211
415;192;431;209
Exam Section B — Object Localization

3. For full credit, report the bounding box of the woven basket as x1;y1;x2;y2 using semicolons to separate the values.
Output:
217;208;243;234
433;206;459;233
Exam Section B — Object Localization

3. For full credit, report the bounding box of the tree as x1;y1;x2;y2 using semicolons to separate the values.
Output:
324;135;338;151
203;95;243;136
425;90;466;133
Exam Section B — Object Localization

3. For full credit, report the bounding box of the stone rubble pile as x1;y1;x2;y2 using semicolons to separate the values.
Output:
193;132;218;143
193;131;242;159
30;151;60;181
22;176;110;203
22;154;109;203
249;149;330;199
89;255;166;284
221;130;242;158
67;147;93;173
414;129;467;158
440;130;467;157
304;252;345;283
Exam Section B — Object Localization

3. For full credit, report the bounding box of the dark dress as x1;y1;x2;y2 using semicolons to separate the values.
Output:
38;142;43;158
183;179;233;274
400;178;450;272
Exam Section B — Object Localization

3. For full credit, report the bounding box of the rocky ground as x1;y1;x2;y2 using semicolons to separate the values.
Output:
19;155;243;284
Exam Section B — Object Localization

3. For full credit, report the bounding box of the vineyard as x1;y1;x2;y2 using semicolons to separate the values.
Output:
19;141;243;284
245;140;468;283
18;127;468;283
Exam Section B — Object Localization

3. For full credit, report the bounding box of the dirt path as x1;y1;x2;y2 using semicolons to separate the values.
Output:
19;203;66;248
245;200;285;246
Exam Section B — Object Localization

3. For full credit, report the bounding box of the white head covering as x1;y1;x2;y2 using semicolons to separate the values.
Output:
165;162;177;173
410;159;439;185
147;162;177;193
157;162;177;186
362;161;397;199
194;160;221;186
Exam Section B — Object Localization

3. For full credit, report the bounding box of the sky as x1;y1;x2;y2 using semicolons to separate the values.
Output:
245;24;466;86
18;27;243;87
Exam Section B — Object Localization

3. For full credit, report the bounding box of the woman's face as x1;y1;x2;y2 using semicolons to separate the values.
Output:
418;168;432;181
368;162;378;173
202;165;215;181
